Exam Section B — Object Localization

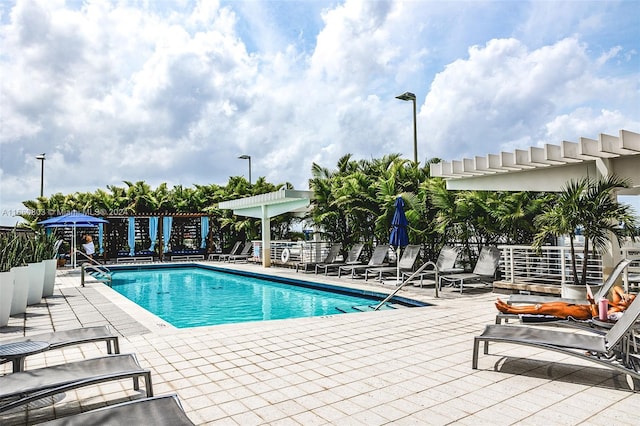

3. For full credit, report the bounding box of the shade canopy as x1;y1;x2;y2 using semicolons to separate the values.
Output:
39;212;108;267
39;212;108;227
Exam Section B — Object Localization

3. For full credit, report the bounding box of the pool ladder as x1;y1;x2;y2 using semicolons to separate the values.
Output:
79;257;112;287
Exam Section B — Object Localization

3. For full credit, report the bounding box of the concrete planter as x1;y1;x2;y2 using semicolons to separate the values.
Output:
561;282;603;299
27;262;45;305
0;270;14;327
10;266;29;315
42;259;57;297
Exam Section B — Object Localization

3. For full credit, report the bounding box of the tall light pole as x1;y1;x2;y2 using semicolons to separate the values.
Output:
238;155;252;184
395;92;417;164
36;153;46;197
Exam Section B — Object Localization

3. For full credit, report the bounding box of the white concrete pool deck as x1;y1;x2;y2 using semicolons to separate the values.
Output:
1;261;639;425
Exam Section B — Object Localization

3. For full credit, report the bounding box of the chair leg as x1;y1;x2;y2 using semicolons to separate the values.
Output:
472;338;480;369
145;372;154;396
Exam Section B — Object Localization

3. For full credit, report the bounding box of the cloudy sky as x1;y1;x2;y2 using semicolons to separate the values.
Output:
1;0;639;226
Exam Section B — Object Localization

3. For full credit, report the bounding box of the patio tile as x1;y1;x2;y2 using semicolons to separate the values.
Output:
1;264;637;424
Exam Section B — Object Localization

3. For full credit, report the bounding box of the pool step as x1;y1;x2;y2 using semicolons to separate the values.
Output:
336;303;404;313
89;271;112;284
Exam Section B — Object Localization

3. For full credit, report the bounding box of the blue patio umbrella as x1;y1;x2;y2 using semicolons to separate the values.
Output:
39;212;108;268
389;196;409;284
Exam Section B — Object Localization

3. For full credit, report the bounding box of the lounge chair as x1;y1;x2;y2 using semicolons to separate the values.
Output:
338;244;390;279
439;246;501;293
225;242;253;263
472;292;640;383
507;258;633;305
39;394;195;425
208;241;242;261
315;243;364;275
0;353;153;413
1;326;120;369
402;245;463;288
296;243;342;273
364;245;421;282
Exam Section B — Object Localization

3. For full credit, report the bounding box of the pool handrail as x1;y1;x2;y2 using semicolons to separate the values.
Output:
373;260;439;310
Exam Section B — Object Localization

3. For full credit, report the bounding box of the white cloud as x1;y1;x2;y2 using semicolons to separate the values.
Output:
423;37;639;158
0;0;638;226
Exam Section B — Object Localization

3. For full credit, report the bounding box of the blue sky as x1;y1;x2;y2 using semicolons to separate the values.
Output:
1;0;639;225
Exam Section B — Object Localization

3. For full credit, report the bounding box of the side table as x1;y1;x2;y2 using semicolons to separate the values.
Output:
0;341;50;372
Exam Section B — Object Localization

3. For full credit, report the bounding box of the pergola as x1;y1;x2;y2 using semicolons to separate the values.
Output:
431;129;640;272
218;189;314;267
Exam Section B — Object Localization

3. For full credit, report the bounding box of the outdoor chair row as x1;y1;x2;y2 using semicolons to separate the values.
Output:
209;241;254;262
0;325;195;424
297;242;501;294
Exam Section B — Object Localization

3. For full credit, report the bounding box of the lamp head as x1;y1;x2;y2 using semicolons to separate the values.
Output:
36;153;46;160
395;92;416;101
238;155;251;160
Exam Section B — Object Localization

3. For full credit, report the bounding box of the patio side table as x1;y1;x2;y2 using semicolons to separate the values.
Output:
0;341;50;372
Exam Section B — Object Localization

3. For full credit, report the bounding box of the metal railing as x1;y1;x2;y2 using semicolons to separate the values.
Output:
622;245;640;291
497;245;603;287
374;261;439;310
248;240;335;264
76;250;112;287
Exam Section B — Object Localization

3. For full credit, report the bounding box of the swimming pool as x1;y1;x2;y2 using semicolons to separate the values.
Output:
109;265;425;328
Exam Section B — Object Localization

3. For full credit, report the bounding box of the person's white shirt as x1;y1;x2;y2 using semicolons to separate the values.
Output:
83;241;95;256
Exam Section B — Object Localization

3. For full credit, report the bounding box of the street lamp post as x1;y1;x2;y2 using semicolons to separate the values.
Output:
395;92;417;164
36;153;46;197
238;155;252;184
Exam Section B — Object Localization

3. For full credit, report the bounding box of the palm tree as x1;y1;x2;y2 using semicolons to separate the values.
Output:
534;175;637;286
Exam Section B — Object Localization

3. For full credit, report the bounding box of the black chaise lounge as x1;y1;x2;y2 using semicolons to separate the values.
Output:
0;353;153;413
39;394;194;425
472;293;640;384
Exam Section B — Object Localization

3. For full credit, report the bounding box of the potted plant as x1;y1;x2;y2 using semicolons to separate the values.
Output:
1;229;30;317
25;233;47;305
534;175;638;298
39;231;60;297
0;230;18;326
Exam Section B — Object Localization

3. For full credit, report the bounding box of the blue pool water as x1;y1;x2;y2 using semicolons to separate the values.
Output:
109;266;416;328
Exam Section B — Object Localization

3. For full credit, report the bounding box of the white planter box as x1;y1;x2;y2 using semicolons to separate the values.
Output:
561;283;603;299
27;262;45;305
10;266;29;315
0;270;14;327
42;259;57;297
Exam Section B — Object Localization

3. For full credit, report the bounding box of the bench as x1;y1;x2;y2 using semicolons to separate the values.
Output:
169;254;205;262
116;256;153;264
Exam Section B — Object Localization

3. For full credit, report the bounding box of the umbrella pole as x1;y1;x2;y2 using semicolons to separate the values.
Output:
73;224;76;268
396;246;401;286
